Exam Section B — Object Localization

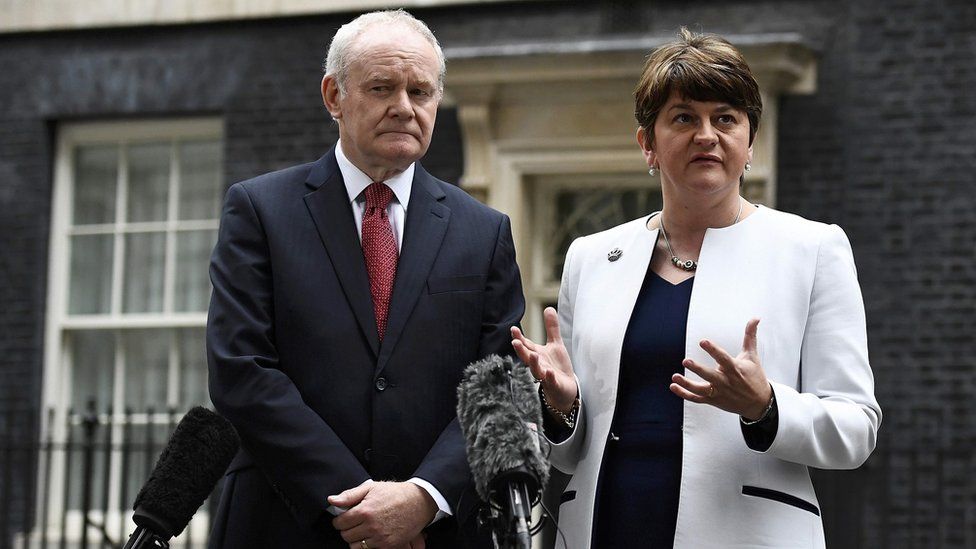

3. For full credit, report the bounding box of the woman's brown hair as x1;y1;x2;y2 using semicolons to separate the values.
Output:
635;27;763;145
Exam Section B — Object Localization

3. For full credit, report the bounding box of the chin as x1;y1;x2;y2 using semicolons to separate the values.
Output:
377;142;426;165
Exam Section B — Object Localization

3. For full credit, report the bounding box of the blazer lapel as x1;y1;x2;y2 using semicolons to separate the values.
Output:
303;149;380;357
375;166;450;374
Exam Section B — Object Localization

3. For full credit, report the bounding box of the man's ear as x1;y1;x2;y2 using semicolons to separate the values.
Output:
636;126;656;168
322;74;342;120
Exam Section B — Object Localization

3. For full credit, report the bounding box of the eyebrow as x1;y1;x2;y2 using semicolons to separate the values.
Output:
363;75;396;84
668;103;735;112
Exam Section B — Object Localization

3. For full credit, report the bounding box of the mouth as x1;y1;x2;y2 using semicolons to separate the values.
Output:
690;154;723;164
379;129;419;138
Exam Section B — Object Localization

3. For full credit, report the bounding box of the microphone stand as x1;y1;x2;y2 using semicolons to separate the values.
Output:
487;467;538;549
122;526;169;549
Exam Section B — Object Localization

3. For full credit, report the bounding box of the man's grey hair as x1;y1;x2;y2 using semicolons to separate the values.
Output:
324;9;446;95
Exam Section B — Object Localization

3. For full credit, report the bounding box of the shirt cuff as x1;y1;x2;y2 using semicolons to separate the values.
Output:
407;477;452;524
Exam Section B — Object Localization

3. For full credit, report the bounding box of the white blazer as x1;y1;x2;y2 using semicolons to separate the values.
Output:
548;206;881;549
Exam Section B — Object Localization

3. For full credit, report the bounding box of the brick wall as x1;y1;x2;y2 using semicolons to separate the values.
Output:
1;0;974;546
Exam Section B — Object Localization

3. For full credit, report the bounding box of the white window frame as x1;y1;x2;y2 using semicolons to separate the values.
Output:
39;118;223;545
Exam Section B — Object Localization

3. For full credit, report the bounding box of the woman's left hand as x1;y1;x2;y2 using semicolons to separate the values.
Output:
670;318;773;421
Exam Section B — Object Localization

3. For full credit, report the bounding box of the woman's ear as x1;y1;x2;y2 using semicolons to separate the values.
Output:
637;126;656;168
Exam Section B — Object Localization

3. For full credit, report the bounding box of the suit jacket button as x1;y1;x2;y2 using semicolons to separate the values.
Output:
375;377;388;391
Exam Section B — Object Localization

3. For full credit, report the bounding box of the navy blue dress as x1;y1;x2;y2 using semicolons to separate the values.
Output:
591;269;693;548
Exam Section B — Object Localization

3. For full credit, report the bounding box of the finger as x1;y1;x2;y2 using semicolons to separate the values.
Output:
543;307;563;344
519;352;546;383
682;358;720;383
671;373;712;397
742;318;760;354
333;510;366;534
698;339;737;369
511;339;535;368
670;382;707;403
511;326;541;353
329;483;370;508
514;343;547;380
338;522;370;544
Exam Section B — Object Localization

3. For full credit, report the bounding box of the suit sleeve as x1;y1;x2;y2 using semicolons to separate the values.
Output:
207;183;370;530
412;213;525;511
761;224;882;469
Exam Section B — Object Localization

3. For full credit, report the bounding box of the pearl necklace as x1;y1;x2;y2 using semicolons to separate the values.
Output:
659;198;744;271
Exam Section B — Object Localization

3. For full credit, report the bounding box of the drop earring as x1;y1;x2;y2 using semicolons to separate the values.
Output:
648;166;658;177
744;162;752;172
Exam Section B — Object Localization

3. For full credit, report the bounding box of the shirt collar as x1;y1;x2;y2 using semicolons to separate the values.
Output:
336;139;413;210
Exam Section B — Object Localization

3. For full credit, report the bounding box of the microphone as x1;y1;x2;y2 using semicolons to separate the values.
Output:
123;406;239;549
457;355;549;549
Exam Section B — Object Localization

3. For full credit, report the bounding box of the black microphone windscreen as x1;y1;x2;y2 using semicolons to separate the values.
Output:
132;406;239;537
457;355;548;503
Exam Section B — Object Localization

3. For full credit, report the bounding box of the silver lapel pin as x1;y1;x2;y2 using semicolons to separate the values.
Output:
607;248;622;262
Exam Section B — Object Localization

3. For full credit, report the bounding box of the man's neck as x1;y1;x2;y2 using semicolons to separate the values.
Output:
338;140;408;182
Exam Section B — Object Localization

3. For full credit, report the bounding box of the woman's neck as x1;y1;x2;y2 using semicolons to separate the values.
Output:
659;191;744;239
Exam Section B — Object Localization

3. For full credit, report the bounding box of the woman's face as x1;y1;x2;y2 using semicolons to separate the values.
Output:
639;91;753;199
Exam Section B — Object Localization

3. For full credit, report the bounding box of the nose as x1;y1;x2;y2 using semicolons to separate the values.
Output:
388;90;414;119
694;119;718;146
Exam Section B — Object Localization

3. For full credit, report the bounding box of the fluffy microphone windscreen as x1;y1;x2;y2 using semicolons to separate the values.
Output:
457;355;549;502
132;406;239;537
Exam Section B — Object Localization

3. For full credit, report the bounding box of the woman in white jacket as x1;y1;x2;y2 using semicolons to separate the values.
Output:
511;28;881;548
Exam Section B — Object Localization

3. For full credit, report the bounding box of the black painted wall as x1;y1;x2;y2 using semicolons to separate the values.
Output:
1;0;974;546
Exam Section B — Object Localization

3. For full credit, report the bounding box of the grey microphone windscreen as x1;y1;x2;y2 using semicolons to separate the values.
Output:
457;354;549;502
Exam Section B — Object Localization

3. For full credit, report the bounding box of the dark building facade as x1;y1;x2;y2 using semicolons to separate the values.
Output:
1;0;974;547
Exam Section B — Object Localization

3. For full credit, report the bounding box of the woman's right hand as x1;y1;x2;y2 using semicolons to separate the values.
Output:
511;307;578;412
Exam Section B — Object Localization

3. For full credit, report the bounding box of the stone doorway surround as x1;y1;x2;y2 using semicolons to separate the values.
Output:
443;34;817;338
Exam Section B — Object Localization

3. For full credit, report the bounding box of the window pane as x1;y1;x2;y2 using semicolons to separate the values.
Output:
178;328;210;408
174;230;216;312
123;232;166;313
73;145;118;225
69;234;114;314
127;144;170;223
70;330;115;409
179;140;223;220
550;188;662;281
122;329;170;410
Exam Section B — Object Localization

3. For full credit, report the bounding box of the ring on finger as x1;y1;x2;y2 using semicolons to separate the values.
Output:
360;540;369;549
707;384;716;398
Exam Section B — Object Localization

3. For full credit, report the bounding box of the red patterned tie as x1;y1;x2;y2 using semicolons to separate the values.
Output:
362;182;398;340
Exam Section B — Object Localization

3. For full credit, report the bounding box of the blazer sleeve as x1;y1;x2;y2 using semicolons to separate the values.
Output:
545;238;588;474
207;183;370;529
761;224;882;469
412;213;526;509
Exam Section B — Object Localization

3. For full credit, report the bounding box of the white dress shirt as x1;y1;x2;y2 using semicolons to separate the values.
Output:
333;141;452;523
336;140;412;250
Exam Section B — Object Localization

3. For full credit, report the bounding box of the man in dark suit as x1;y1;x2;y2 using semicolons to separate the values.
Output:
206;9;524;549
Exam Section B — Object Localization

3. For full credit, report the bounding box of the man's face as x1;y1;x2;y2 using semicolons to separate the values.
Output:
323;26;441;180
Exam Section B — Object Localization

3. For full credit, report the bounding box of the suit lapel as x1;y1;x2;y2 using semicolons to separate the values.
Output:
376;166;450;374
303;149;380;357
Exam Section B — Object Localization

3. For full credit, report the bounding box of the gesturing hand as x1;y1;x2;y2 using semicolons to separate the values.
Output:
329;481;436;549
670;318;773;421
510;307;578;412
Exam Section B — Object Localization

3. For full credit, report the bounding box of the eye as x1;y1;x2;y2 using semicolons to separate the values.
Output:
673;113;693;124
717;114;737;125
369;85;391;93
